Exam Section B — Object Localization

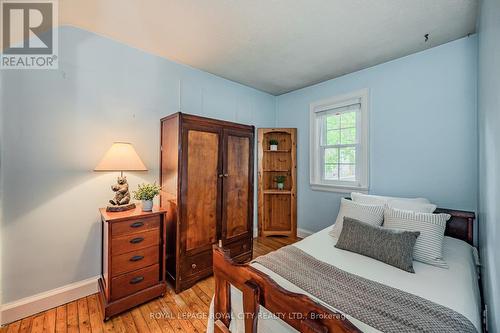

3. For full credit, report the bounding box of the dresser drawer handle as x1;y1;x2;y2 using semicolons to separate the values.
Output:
130;255;144;262
191;263;197;269
130;276;144;284
130;237;144;244
130;221;144;228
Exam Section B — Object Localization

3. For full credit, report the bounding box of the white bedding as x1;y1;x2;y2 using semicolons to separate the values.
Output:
208;227;481;332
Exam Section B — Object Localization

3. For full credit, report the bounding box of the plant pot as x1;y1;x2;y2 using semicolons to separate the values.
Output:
277;182;284;190
142;199;153;211
270;144;278;151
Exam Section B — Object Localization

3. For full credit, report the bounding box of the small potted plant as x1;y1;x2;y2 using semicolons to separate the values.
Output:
274;175;286;190
133;183;161;211
269;139;279;151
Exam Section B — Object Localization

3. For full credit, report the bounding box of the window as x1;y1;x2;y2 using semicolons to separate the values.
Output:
310;89;369;192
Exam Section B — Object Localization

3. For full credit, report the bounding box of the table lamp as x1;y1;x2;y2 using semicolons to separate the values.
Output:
94;142;147;212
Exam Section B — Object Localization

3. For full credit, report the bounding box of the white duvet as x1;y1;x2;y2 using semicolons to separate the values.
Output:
208;227;482;332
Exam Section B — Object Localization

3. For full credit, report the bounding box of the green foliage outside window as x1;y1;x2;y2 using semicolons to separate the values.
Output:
323;111;357;181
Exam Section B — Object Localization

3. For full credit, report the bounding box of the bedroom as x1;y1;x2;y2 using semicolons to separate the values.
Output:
0;0;498;332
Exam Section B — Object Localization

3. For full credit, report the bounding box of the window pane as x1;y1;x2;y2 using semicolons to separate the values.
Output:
324;164;338;180
326;130;340;145
340;147;356;163
326;114;340;130
341;111;356;128
341;127;356;144
339;164;356;181
324;148;339;164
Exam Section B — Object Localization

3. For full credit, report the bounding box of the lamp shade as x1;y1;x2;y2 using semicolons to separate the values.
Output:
94;142;147;171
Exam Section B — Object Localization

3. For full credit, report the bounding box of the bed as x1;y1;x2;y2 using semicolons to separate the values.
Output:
208;207;482;333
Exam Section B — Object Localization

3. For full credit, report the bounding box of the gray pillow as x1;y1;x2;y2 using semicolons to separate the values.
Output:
335;217;420;273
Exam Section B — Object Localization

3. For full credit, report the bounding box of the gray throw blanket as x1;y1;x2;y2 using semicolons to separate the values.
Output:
253;246;477;333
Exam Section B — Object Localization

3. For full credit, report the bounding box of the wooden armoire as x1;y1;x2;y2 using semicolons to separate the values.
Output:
160;113;254;292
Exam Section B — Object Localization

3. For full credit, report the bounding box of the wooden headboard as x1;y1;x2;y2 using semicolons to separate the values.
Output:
434;208;475;246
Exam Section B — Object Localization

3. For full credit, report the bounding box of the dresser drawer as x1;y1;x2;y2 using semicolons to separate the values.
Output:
111;216;160;237
110;264;159;300
111;229;159;256
111;246;159;277
181;251;212;278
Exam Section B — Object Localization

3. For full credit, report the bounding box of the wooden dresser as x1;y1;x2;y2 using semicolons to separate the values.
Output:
160;113;254;292
97;205;167;320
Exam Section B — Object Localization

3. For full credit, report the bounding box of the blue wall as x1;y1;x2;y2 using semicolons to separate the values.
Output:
276;36;478;233
478;0;500;330
0;26;275;303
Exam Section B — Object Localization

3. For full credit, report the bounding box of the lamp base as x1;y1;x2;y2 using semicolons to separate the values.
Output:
106;203;136;212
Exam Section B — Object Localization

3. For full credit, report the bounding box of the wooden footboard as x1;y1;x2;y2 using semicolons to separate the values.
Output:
212;245;361;333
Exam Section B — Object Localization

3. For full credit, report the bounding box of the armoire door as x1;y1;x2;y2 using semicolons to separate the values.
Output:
221;129;254;245
180;123;222;257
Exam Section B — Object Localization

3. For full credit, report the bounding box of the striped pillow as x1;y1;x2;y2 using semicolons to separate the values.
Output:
330;198;384;238
383;207;451;268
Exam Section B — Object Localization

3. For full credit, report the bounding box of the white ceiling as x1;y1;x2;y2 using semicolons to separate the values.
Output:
60;0;478;95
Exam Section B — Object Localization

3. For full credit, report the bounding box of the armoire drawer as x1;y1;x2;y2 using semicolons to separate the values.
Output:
111;246;159;277
110;264;159;301
111;229;159;255
226;239;252;258
111;216;159;237
181;251;212;278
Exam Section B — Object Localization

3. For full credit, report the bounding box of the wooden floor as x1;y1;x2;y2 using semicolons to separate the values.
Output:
1;236;298;333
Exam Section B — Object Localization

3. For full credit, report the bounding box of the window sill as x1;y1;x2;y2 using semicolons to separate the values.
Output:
310;183;368;194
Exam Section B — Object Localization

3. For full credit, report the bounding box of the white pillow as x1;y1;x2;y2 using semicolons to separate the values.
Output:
330;198;384;238
351;192;430;204
386;200;437;213
351;192;436;213
383;207;451;268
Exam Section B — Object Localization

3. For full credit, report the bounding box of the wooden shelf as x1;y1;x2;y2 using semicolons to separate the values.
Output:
258;128;297;238
263;190;292;194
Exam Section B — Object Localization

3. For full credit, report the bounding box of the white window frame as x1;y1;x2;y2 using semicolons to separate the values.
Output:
309;89;369;193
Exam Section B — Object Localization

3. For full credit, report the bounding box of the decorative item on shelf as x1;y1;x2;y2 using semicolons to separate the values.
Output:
133;182;161;211
269;139;279;151
274;175;286;190
94;142;147;212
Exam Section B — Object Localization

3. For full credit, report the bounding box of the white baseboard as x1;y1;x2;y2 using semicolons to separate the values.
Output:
0;276;99;325
297;228;313;238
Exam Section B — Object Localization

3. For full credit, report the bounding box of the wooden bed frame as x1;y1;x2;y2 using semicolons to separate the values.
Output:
212;207;478;333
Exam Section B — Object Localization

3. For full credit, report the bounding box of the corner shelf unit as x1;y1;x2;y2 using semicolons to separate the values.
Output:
257;128;297;237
